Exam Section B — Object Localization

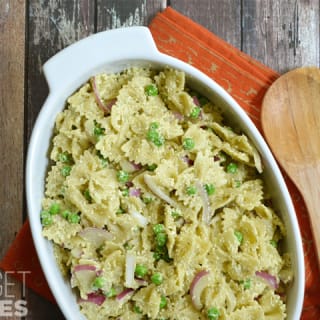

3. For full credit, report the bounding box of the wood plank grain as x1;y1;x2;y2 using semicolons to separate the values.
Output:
26;0;95;143
170;0;242;49
26;1;95;318
96;0;163;31
0;0;24;317
242;0;320;73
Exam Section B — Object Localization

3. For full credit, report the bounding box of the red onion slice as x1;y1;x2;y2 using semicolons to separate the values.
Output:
173;111;184;121
190;270;210;309
255;271;278;289
181;155;194;166
116;288;135;301
135;278;148;287
91;76;112;114
192;96;200;106
106;98;116;111
129;188;141;197
131;161;142;171
73;264;96;272
79;292;106;306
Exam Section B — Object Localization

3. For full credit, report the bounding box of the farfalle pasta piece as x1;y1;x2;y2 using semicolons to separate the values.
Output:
68;84;105;120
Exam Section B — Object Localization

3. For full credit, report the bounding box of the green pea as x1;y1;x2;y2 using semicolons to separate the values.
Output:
40;210;53;226
68;213;80;224
160;295;167;309
145;84;158;96
117;170;129;183
59;152;72;163
135;264;148;278
49;203;60;215
227;162;238;174
204;183;215;195
61;210;70;219
186;185;197;195
189;107;201;119
92;276;106;290
61;165;72;177
147;129;164;147
153;224;165;235
183;138;195;150
155;233;167;247
207;307;220;320
151;272;163;285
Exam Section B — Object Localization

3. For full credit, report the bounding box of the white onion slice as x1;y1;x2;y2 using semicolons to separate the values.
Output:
190;270;210;310
79;292;106;306
144;174;178;207
125;252;136;288
196;181;212;224
116;288;135;301
130;211;148;228
252;146;263;173
78;227;113;247
255;271;278;289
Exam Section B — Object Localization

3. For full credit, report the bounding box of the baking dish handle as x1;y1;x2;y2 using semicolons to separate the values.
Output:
43;26;159;93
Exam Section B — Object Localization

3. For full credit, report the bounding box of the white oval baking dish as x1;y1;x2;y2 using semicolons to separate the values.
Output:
26;26;305;320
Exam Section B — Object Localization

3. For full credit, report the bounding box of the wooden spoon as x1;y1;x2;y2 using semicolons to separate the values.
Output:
261;66;320;265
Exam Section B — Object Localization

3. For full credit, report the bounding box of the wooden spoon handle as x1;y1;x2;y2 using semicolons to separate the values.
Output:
299;165;320;266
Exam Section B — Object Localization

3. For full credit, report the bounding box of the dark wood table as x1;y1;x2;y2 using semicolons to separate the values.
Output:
1;1;319;319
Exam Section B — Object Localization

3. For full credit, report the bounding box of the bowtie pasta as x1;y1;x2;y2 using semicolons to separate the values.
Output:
41;67;292;320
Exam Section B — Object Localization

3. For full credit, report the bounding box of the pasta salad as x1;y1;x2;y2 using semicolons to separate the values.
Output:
41;67;292;320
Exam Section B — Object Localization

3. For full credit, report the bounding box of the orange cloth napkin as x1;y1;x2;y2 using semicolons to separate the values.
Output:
1;6;319;318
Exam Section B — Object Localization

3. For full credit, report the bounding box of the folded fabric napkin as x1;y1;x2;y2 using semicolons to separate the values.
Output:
1;6;319;318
